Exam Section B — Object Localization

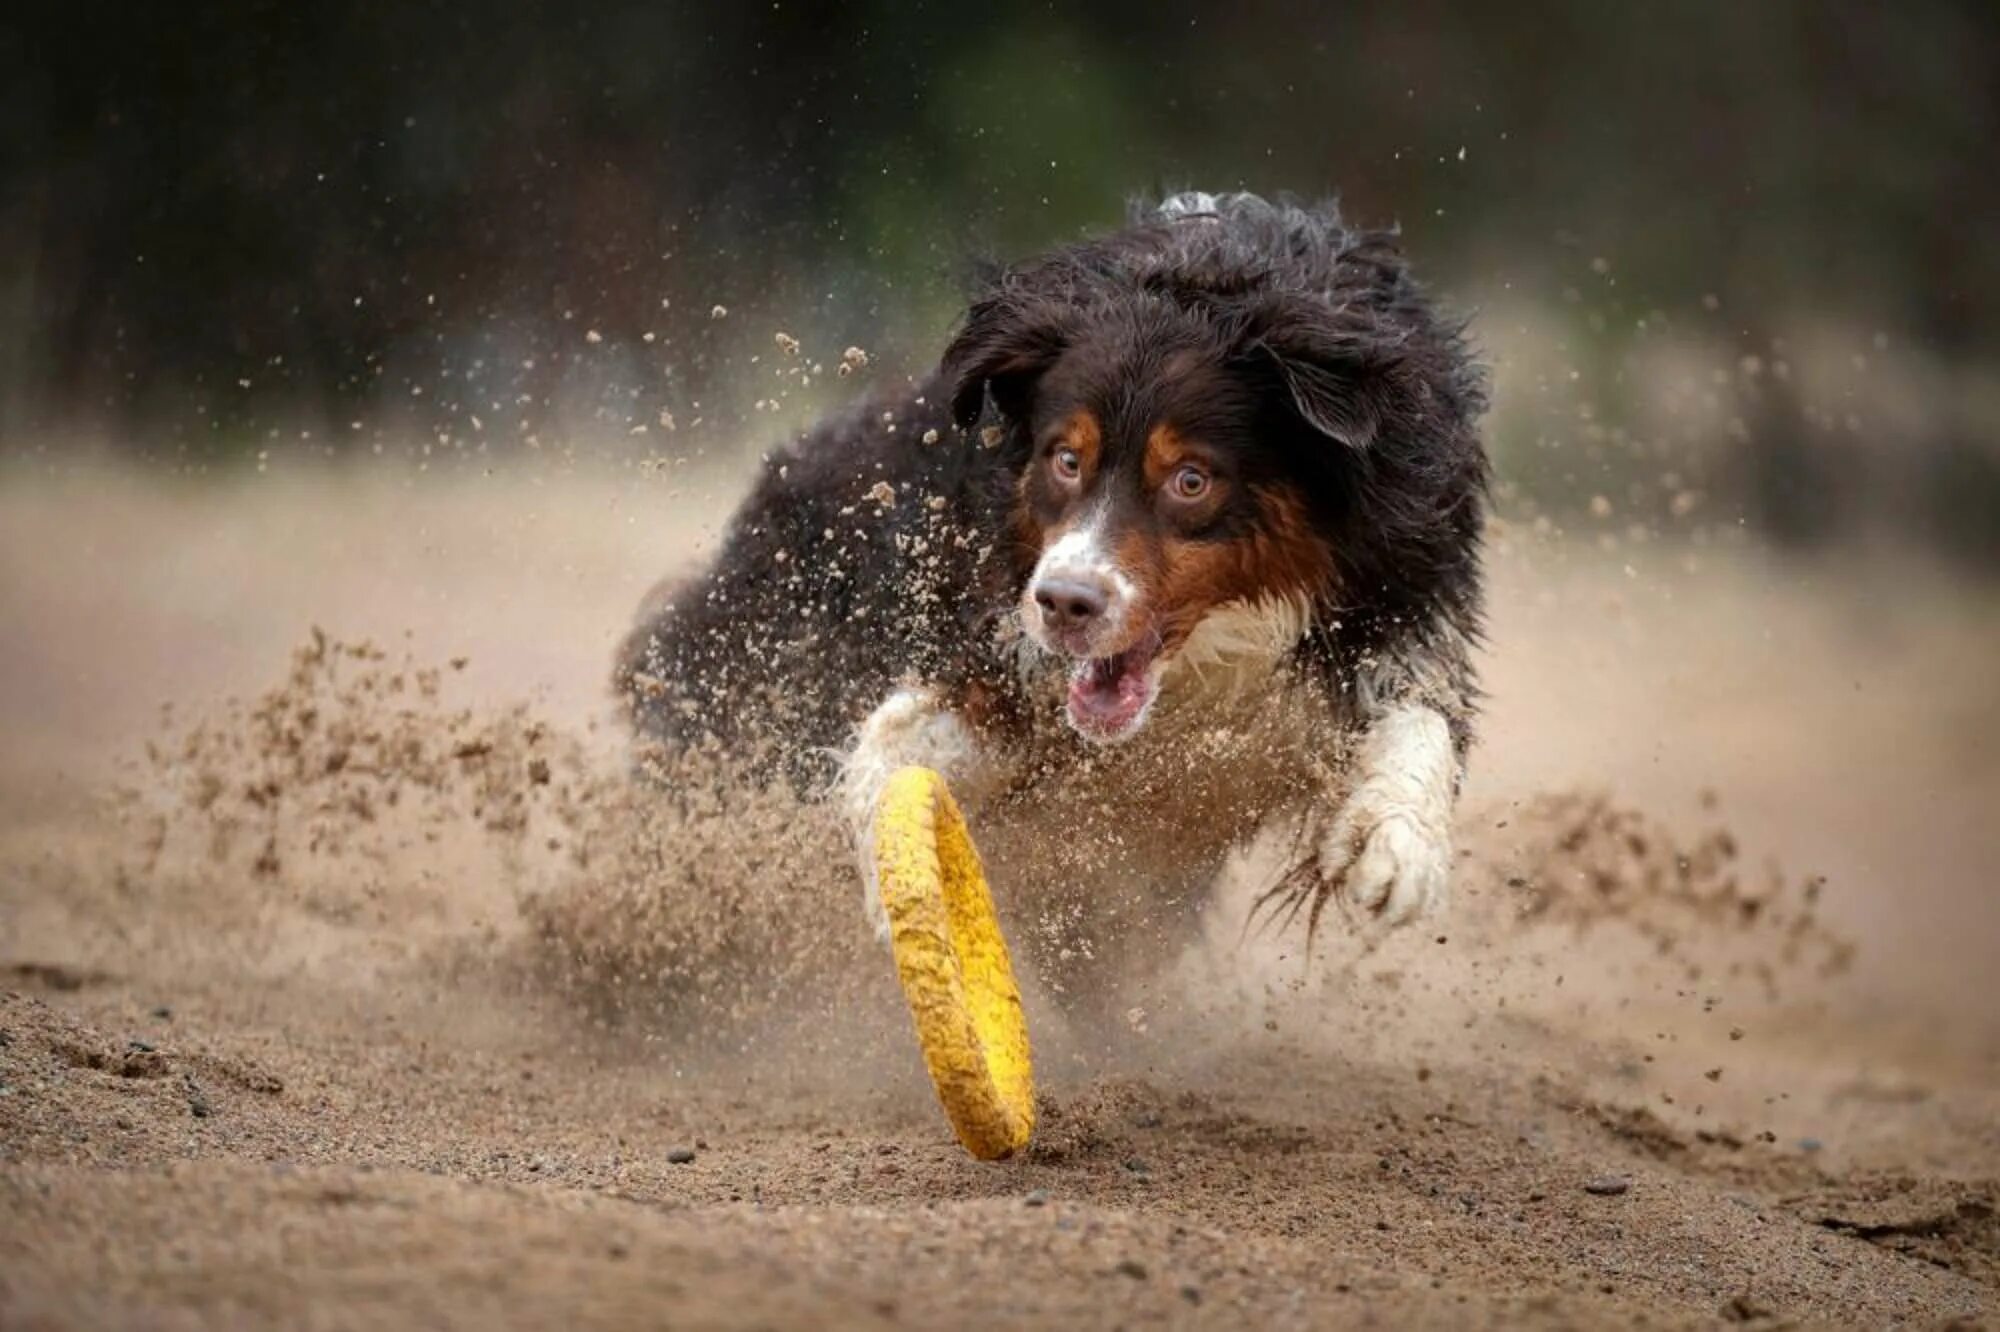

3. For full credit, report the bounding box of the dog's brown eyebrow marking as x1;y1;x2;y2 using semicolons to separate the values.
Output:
1144;424;1204;490
1058;410;1102;474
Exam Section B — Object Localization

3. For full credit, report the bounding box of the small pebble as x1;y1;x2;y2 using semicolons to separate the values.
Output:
1722;1294;1774;1321
1584;1176;1630;1196
1114;1259;1148;1280
1023;1189;1049;1208
667;1146;697;1164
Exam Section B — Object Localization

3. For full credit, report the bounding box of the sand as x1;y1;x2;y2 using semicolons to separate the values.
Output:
1;461;1995;1329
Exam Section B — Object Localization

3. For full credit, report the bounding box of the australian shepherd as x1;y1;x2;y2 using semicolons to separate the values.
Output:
618;192;1489;993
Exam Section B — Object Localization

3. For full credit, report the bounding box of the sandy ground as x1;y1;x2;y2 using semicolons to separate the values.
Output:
1;459;1996;1329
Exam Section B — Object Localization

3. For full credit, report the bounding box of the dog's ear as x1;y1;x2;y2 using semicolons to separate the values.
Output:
1248;308;1402;451
940;288;1072;430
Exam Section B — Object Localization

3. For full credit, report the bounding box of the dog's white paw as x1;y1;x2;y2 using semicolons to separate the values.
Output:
1315;802;1452;927
841;687;994;948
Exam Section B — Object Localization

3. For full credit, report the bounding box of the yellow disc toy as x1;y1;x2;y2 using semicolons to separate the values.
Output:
872;765;1035;1160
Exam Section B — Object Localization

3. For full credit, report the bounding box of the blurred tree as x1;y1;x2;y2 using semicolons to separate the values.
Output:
5;0;1996;566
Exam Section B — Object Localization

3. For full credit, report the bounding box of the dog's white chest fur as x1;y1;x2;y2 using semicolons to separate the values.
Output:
837;593;1460;968
841;597;1333;928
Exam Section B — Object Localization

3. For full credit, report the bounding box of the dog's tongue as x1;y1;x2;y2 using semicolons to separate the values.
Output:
1066;645;1158;740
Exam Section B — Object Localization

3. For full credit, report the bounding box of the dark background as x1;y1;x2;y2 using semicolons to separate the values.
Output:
6;1;1996;560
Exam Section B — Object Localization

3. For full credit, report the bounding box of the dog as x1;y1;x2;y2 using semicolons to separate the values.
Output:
617;192;1489;991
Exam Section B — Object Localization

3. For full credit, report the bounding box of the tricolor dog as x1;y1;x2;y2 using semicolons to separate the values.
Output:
619;192;1489;992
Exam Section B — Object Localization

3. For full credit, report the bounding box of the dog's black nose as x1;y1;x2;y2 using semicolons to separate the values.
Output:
1033;576;1110;631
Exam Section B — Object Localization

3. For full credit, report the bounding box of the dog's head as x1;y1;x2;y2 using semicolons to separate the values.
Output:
942;196;1484;743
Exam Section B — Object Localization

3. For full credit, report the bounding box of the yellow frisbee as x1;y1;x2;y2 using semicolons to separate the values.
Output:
872;765;1034;1160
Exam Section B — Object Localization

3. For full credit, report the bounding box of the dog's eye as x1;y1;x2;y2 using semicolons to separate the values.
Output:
1051;447;1082;481
1168;464;1211;501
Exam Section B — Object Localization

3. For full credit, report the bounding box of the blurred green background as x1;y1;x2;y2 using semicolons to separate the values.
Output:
6;1;1996;562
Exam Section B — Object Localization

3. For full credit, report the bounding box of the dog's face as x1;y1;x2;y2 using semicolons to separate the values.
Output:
938;200;1488;747
970;323;1343;741
940;210;1485;745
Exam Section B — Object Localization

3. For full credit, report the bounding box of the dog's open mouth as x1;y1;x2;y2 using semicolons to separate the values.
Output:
1065;638;1161;741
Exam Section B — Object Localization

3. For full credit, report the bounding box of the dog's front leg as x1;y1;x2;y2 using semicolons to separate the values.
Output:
838;686;995;938
1314;702;1460;927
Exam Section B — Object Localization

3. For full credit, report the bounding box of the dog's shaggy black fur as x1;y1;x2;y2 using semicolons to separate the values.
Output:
619;192;1488;791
